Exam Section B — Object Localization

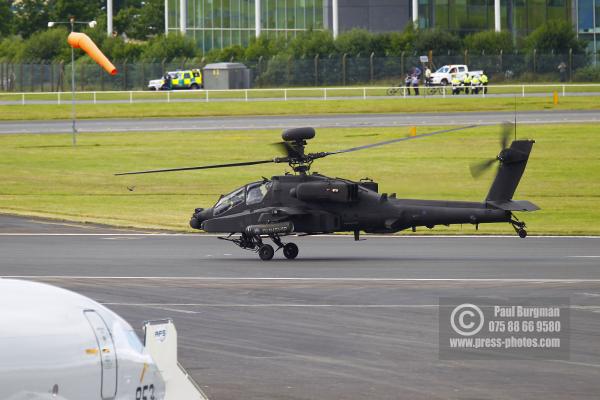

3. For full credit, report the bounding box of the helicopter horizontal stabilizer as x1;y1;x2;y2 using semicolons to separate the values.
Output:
486;200;540;212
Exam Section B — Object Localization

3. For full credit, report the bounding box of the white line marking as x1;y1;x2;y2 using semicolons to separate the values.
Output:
568;256;600;258
5;276;600;282
0;233;598;238
102;303;439;308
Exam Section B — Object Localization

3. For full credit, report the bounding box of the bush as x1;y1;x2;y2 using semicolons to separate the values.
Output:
141;34;198;61
18;28;70;62
573;65;600;82
335;29;374;56
525;21;584;54
464;31;513;54
288;30;335;58
413;29;462;55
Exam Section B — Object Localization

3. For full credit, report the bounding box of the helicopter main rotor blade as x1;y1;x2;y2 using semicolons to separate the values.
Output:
500;122;514;149
328;125;477;155
115;159;275;176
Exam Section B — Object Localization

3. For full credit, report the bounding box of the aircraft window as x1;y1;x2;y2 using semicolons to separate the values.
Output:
214;188;245;216
246;181;272;206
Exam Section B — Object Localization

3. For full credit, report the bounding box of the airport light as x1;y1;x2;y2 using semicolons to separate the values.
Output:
48;18;98;146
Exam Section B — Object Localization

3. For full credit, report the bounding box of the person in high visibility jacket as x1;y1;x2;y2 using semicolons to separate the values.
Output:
463;75;471;94
471;75;481;94
451;77;462;95
480;73;489;94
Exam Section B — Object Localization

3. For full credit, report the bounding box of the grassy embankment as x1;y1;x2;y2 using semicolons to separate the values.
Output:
0;123;598;234
0;95;599;120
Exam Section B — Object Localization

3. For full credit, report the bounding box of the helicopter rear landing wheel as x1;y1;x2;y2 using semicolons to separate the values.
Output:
283;243;299;259
518;228;527;238
258;244;275;261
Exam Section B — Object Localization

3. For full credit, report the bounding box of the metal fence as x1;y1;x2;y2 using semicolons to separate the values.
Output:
2;84;599;105
0;52;598;92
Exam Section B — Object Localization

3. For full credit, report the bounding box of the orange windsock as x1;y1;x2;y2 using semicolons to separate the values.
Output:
67;32;117;75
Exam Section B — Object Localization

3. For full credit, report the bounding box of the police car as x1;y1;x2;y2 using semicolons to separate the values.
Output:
148;69;203;90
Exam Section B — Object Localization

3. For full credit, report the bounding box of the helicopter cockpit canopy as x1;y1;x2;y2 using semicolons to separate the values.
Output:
214;180;272;216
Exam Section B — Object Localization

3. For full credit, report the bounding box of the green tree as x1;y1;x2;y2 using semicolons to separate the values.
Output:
51;0;104;23
18;27;70;61
244;36;286;60
464;31;513;54
101;36;145;61
141;34;198;61
334;29;373;56
413;29;462;54
0;0;12;37
12;0;50;38
525;20;583;53
287;30;335;58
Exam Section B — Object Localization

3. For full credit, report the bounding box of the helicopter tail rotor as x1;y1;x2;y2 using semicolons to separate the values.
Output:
470;122;515;179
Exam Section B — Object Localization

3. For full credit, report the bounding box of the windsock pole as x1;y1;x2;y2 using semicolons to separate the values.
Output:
69;18;76;146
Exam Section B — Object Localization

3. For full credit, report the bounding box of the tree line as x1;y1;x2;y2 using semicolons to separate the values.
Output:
0;0;589;63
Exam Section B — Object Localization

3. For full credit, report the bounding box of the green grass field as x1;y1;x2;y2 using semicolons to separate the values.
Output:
0;123;598;234
0;95;599;121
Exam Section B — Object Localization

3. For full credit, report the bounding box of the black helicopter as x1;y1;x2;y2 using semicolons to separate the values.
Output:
117;125;539;260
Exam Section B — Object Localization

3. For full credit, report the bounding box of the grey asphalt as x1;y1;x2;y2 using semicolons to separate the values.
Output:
1;110;599;135
1;215;599;399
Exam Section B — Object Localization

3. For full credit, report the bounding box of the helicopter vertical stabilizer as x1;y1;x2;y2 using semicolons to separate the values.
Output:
486;139;535;202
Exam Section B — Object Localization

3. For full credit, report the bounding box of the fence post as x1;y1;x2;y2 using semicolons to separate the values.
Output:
533;49;537;73
342;53;348;86
19;63;23;92
167;91;170;103
94;91;97;104
499;49;503;75
123;59;129;90
522;84;525;97
129;91;133;103
205;90;209;102
401;51;405;77
363;87;367;99
245;89;248;101
284;88;287;101
568;48;573;82
562;85;565;97
324;87;327;100
464;49;468;65
29;62;34;92
314;54;319;86
369;52;375;83
21;93;25;105
57;91;60;105
287;55;292;86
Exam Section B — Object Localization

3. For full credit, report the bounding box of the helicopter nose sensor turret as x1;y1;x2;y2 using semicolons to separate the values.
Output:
190;207;212;230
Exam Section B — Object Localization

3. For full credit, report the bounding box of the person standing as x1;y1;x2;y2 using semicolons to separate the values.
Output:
463;74;472;94
557;61;567;82
412;74;420;96
424;66;432;86
480;72;489;94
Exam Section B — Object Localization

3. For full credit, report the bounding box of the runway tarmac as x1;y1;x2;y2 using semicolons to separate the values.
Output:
1;110;599;134
2;215;599;399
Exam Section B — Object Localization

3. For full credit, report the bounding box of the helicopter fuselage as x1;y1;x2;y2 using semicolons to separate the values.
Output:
191;173;511;235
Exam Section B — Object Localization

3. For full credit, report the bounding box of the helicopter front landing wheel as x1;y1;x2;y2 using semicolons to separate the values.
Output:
283;243;299;259
258;244;275;261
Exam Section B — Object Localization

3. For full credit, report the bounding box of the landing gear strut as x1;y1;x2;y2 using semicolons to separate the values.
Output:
510;215;527;238
219;232;299;260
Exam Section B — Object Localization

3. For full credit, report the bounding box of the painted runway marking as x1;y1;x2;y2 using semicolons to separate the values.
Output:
0;233;598;239
568;255;600;258
5;276;600;282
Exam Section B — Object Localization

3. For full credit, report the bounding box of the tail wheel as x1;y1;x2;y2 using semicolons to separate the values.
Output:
518;229;527;238
283;243;299;260
258;244;275;261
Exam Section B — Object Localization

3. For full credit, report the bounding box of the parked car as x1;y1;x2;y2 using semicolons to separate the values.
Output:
148;69;203;90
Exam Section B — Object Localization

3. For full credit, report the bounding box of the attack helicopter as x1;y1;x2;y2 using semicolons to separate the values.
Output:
116;125;539;260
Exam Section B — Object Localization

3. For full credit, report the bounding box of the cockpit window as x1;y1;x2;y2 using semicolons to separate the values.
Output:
246;181;272;206
214;188;245;216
